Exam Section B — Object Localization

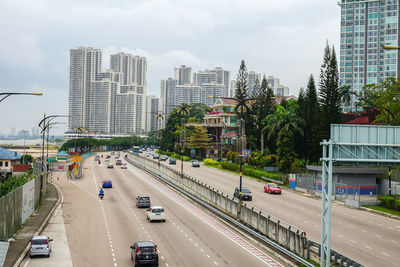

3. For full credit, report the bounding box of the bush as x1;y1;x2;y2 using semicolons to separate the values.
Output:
379;195;400;210
0;174;34;198
243;168;278;180
221;162;240;172
226;151;239;163
204;159;220;167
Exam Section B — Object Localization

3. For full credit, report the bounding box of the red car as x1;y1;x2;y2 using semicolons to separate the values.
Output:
264;183;281;194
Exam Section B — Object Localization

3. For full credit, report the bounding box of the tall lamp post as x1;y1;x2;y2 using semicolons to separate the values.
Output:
154;111;166;167
176;104;190;178
38;114;68;201
0;92;42;102
21;130;28;164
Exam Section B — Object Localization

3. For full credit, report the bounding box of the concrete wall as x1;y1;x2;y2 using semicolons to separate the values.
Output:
126;153;307;257
0;175;47;240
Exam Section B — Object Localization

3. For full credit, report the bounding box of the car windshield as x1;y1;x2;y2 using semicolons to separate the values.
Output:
270;184;279;188
104;180;111;183
140;247;154;253
152;208;163;213
242;188;251;193
32;239;47;245
140;197;150;202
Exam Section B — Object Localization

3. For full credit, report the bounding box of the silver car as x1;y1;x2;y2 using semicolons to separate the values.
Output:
29;236;53;257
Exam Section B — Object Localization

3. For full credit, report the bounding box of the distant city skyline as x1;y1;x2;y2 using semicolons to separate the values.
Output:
0;0;340;135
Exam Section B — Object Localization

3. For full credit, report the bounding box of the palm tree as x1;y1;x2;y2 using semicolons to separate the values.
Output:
340;85;357;112
262;104;304;172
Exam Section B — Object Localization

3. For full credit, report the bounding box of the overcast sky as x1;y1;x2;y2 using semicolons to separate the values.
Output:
0;0;340;136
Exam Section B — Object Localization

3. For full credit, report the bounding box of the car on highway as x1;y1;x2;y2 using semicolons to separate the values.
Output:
121;163;127;169
264;183;282;194
160;155;168;161
169;158;176;165
29;236;53;258
145;152;150;157
146;206;166;222
233;187;252;201
130;241;159;266
107;163;114;169
115;155;119;159
136;195;151;208
116;159;122;165
111;151;115;155
153;153;159;159
102;180;113;188
191;160;200;167
95;155;100;161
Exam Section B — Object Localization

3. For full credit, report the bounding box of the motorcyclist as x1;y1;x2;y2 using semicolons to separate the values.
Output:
99;189;104;196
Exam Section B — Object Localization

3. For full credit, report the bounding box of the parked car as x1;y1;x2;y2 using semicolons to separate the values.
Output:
130;241;159;266
146;206;166;222
192;160;200;167
102;180;113;188
233;186;252;201
153;153;160;159
121;163;127;169
160;155;168;161
264;183;282;194
107;163;114;169
116;159;122;165
169;158;177;165
136;195;151;208
29;236;53;258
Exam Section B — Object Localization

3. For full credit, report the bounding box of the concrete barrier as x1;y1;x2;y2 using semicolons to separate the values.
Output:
127;153;307;257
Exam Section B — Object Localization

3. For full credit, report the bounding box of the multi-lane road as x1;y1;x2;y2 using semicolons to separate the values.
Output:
22;154;287;267
149;155;400;267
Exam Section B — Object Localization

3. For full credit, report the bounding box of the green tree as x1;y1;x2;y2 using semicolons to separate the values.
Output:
19;154;33;164
263;104;304;172
319;43;342;140
357;76;400;125
186;126;212;158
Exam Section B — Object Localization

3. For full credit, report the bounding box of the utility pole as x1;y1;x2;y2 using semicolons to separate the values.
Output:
154;112;165;167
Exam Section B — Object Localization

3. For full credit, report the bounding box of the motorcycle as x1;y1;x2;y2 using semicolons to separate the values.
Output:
99;193;104;200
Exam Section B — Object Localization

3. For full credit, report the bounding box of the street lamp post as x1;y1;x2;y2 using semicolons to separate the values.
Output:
0;92;42;102
22;130;28;164
176;104;190;178
154;112;166;167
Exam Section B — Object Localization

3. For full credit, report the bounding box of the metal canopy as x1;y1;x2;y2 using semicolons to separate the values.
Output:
320;124;400;267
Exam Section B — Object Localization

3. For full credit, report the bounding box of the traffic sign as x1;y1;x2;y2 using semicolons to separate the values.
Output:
241;149;251;158
73;168;79;174
72;156;81;163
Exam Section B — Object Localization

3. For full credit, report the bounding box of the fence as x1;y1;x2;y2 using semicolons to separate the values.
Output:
126;153;307;257
0;174;46;240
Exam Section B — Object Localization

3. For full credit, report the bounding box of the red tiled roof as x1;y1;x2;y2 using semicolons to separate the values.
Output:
223;131;237;137
13;164;32;172
345;116;370;124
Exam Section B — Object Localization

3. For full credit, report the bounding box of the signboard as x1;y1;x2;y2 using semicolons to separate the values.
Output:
73;168;79;174
241;149;251;158
72;156;81;163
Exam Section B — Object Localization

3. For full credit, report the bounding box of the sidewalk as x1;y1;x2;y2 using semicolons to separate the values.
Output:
3;183;59;267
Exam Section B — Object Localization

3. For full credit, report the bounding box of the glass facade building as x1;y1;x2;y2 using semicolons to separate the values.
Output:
338;0;399;111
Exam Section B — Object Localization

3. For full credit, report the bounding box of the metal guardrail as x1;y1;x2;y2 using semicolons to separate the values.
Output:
126;154;314;267
307;240;363;267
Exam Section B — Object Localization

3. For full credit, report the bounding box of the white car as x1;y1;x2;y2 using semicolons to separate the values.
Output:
146;206;166;222
29;236;53;257
121;163;127;169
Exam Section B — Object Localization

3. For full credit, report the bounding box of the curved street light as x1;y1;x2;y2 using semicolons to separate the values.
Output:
0;92;42;102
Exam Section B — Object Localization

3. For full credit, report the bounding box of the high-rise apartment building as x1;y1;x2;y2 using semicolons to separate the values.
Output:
174;65;192;85
68;47;146;135
146;96;160;132
266;76;289;96
176;84;202;106
68;47;102;130
248;71;262;96
193;67;231;97
338;0;399;110
160;78;177;117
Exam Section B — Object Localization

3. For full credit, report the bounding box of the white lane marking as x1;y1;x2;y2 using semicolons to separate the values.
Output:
381;252;389;257
214;261;218;265
161;256;164;260
207;254;210;258
365;245;372;250
337;234;343;238
350;240;357;244
391;240;398;244
376;234;382;238
201;249;204;252
361;229;367;233
127;161;283;267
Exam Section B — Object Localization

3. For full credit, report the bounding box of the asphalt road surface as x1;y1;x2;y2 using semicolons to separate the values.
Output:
149;155;400;267
25;155;287;267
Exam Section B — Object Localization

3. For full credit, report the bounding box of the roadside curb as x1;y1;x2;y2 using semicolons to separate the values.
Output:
359;206;400;221
12;183;61;267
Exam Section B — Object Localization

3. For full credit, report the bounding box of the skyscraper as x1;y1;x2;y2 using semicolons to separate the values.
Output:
110;53;147;86
68;47;102;130
146;96;160;132
174;65;192;85
248;71;262;96
338;0;399;110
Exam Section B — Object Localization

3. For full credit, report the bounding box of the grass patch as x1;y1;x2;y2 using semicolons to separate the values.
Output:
363;205;400;217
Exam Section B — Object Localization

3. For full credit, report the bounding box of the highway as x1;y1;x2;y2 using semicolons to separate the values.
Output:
24;154;287;267
148;155;400;267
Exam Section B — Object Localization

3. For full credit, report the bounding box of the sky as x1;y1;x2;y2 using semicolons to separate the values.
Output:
0;0;340;136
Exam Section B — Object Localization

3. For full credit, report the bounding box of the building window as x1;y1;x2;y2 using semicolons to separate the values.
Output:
0;162;2;167
5;162;8;167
